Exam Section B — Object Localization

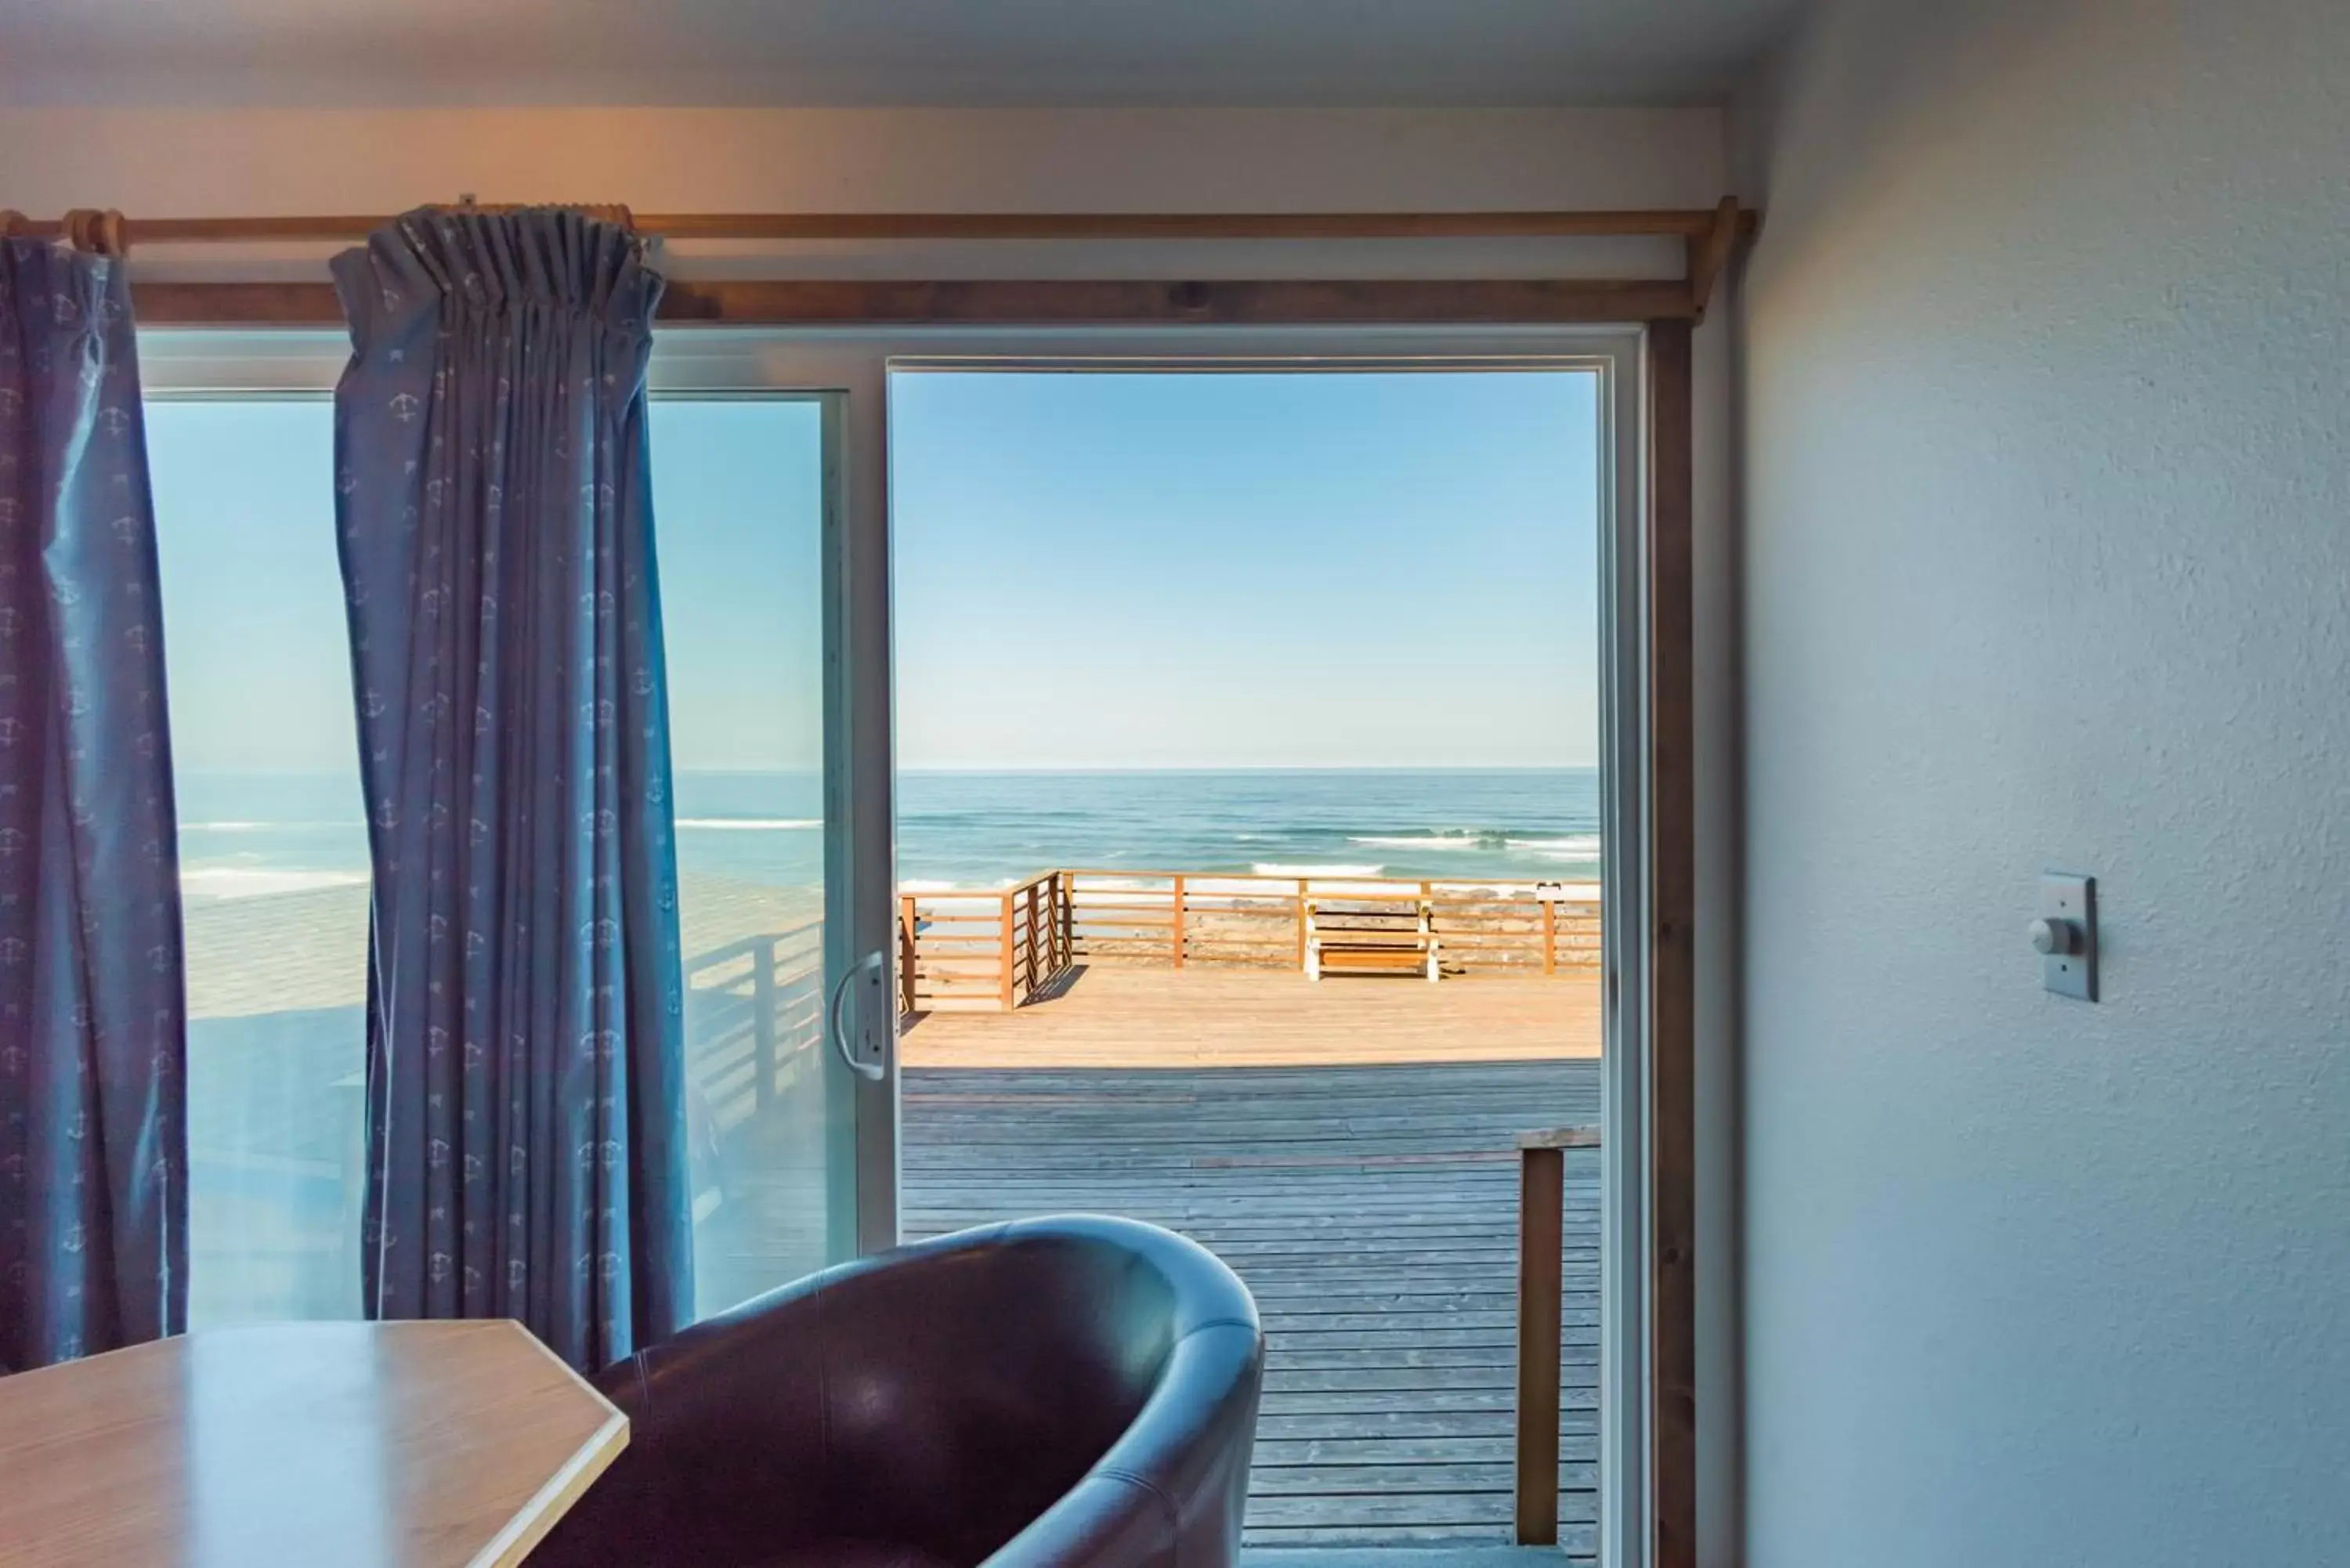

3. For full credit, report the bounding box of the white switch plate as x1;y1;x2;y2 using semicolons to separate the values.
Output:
2041;873;2097;1001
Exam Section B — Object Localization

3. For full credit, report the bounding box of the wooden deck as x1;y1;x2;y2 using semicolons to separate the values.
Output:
182;887;1606;1553
900;963;1600;1070
898;965;1603;1557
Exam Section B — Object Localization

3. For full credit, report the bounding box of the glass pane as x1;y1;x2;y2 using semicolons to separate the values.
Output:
888;369;1606;1553
649;397;841;1319
149;399;368;1328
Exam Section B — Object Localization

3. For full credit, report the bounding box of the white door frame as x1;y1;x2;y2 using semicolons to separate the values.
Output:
671;322;1651;1568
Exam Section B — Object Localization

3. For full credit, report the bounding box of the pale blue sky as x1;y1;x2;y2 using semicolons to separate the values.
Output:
149;399;354;775
147;371;1597;775
891;370;1600;769
148;398;833;776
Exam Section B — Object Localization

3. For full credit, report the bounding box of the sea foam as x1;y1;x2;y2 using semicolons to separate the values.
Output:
1510;835;1603;855
1349;834;1486;851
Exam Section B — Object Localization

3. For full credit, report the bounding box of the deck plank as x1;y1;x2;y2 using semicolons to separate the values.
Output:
898;964;1603;1560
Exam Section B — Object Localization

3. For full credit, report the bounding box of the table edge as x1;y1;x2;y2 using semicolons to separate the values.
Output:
469;1326;633;1568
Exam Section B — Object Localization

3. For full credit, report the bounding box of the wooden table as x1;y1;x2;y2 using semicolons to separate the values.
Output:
0;1321;627;1567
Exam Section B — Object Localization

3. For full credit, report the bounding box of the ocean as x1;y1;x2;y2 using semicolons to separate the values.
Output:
174;767;1602;899
895;769;1599;887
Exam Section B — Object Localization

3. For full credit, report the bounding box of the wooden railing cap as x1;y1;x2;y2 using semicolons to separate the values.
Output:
1517;1125;1602;1150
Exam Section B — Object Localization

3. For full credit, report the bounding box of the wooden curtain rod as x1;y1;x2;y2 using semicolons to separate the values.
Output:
2;208;129;256
34;198;1750;327
17;204;1757;247
131;276;1707;327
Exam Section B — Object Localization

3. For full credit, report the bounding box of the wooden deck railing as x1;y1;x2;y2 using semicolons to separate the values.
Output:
898;870;1600;1013
897;870;1075;1013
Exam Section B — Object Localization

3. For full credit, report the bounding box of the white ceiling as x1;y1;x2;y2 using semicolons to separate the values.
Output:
0;0;1802;108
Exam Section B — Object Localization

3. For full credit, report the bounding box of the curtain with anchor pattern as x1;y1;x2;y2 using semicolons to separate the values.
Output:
0;230;188;1372
331;209;692;1371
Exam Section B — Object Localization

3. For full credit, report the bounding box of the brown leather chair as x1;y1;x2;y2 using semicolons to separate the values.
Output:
532;1215;1264;1568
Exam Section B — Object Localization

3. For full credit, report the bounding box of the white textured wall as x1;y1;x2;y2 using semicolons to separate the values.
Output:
1734;2;2350;1563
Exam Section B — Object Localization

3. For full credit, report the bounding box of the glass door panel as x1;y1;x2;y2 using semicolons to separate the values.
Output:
150;350;890;1329
150;398;369;1328
649;395;863;1317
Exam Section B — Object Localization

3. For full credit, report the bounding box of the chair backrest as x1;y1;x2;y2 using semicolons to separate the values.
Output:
537;1215;1264;1568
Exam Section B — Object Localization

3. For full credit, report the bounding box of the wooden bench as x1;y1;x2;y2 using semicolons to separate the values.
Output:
1303;897;1440;981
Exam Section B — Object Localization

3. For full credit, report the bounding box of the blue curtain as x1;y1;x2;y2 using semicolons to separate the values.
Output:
331;210;692;1370
0;236;187;1371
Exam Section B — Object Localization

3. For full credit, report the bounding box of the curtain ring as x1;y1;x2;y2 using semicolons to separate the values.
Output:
91;210;128;258
60;208;126;257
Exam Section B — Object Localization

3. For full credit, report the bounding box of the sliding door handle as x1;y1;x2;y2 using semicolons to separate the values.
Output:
827;949;888;1082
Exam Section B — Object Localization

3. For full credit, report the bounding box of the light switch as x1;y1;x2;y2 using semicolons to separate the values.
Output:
2033;873;2097;1001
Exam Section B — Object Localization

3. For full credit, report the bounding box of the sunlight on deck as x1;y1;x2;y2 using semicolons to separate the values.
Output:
899;964;1602;1070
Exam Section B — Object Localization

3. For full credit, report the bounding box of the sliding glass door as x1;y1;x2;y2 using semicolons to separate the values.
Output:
144;335;898;1328
150;398;368;1327
648;392;877;1315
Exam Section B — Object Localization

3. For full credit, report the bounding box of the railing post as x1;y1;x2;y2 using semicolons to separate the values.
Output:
898;894;920;1016
1171;874;1186;969
999;891;1017;1010
1542;898;1557;976
1295;879;1309;970
1421;879;1436;981
1059;871;1074;970
1516;1138;1565;1545
1025;880;1042;995
1515;1125;1598;1545
750;937;776;1113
